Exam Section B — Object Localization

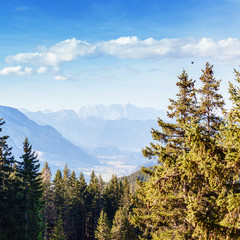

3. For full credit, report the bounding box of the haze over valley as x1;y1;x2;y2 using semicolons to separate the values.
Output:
0;104;161;180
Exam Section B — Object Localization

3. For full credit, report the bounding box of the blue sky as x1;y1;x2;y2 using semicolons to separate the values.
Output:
0;0;240;111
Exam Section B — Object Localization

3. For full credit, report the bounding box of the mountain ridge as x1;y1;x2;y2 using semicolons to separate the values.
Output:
22;103;167;121
0;105;99;173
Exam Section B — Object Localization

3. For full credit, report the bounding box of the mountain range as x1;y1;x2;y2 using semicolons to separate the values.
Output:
0;106;99;173
22;103;166;122
0;104;164;179
23;104;162;150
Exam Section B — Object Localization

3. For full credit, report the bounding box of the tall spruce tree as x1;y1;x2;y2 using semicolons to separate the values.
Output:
95;210;111;240
53;169;64;220
42;162;55;240
103;174;122;223
0;118;17;239
18;137;43;240
111;206;137;240
131;63;232;239
62;164;71;239
143;69;197;164
133;69;198;238
50;216;65;240
210;68;240;237
68;170;83;240
86;171;101;240
120;177;131;210
198;62;224;136
77;172;88;240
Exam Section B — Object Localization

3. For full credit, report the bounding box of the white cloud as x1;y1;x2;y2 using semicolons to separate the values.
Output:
0;66;32;76
54;75;68;81
6;38;95;67
37;67;47;74
5;37;240;69
0;66;22;75
17;67;32;75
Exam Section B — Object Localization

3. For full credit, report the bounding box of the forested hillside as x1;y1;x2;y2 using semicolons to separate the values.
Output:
0;63;240;239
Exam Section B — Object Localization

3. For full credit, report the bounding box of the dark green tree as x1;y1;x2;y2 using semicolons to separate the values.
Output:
50;216;65;240
77;172;88;240
0;118;17;239
86;171;101;239
53;169;64;220
18;137;43;240
62;164;71;238
103;174;122;223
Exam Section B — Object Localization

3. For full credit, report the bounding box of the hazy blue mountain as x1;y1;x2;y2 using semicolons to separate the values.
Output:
23;104;163;150
22;115;157;149
0;106;99;172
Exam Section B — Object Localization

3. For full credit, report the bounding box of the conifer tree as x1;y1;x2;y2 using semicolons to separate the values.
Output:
86;170;101;239
0;118;17;239
77;172;88;239
103;174;122;223
95;210;111;240
50;216;65;240
63;164;71;238
131;63;232;239
111;206;137;240
120;177;131;210
133;69;198;239
42;162;55;239
68;170;83;239
143;69;197;168
18;137;43;240
208;68;240;237
98;174;105;211
198;62;224;136
53;169;64;219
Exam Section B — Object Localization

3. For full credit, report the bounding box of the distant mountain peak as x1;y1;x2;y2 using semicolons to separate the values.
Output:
21;103;167;121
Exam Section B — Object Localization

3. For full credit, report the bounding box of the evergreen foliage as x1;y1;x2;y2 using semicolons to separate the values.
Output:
50;216;65;240
111;206;137;240
0;118;16;239
103;174;122;223
198;62;224;136
86;170;101;239
18;137;43;240
131;63;240;239
42;162;55;239
95;210;111;240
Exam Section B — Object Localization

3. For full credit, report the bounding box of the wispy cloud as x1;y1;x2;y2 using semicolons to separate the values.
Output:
37;67;47;74
0;66;32;76
4;37;240;78
54;75;68;81
16;6;35;12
